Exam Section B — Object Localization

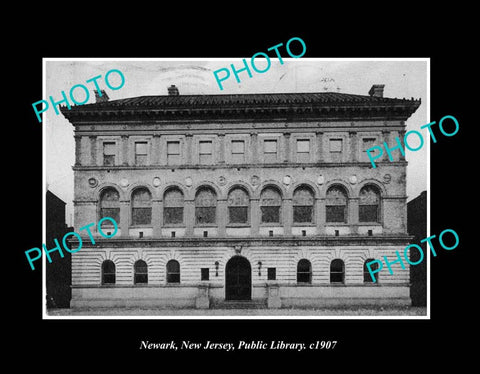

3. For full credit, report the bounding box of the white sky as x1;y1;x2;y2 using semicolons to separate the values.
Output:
44;58;428;226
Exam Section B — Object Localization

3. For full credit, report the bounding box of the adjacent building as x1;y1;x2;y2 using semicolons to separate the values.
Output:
61;83;421;309
46;190;72;308
408;190;427;306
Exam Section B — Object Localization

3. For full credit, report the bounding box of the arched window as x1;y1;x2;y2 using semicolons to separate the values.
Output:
359;185;381;223
330;259;345;284
101;260;116;285
293;186;315;224
164;187;184;225
228;187;249;224
297;259;312;283
364;259;379;283
131;187;152;225
195;187;217;225
166;260;180;283
260;186;282;224
100;188;120;225
134;260;148;284
326;185;348;223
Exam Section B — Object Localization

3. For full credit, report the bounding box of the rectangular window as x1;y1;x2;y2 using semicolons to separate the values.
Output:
164;207;184;225
228;206;248;224
132;208;152;226
201;268;209;281
264;139;277;162
326;205;346;223
134;272;148;284
362;138;377;162
297;272;311;283
296;139;310;163
261;206;280;223
100;208;120;225
231;140;245;163
199;140;213;164
135;141;148;165
103;142;116;166
329;138;342;162
293;206;313;223
359;205;379;222
267;268;276;281
362;138;376;151
167;141;181;165
196;207;216;224
167;272;180;283
329;139;343;152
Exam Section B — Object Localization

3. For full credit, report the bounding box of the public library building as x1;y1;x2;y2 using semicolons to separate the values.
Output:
61;83;420;308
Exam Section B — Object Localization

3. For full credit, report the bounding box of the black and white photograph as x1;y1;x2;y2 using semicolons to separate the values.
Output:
43;58;428;318
12;21;471;366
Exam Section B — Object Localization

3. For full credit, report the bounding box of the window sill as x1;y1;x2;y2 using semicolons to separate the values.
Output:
163;224;186;228
292;223;316;227
194;224;218;228
226;224;251;228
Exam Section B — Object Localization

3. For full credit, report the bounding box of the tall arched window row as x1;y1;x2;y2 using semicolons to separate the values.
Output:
134;260;148;284
260;186;282;224
297;259;312;283
195;187;217;225
293;186;315;224
330;259;345;284
359;185;381;223
228;187;250;224
164;187;184;225
326;185;348;223
131;187;152;225
166;260;180;283
99;188;120;224
102;260;116;285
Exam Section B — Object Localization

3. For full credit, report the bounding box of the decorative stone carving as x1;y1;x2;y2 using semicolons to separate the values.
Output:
88;177;98;188
250;175;260;186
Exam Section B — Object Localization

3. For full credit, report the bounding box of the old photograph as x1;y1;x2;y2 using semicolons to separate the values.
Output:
43;58;429;318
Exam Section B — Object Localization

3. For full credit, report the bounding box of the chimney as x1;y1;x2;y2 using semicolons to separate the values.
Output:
94;89;109;103
168;85;179;96
368;84;385;98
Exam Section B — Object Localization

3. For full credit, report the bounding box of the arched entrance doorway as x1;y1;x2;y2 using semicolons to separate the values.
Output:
225;256;251;301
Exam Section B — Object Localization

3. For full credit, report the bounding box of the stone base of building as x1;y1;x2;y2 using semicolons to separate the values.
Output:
71;284;411;309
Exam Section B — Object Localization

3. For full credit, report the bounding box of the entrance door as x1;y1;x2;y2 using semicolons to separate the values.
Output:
225;256;251;300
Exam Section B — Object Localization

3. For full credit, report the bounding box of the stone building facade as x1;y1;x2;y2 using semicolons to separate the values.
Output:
61;83;421;309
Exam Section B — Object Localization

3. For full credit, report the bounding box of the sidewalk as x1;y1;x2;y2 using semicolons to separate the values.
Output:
47;306;427;317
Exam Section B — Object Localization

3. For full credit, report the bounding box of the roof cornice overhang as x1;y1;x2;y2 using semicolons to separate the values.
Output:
61;101;421;123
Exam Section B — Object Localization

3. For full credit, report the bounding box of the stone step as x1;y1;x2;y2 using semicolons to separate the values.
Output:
213;300;268;309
